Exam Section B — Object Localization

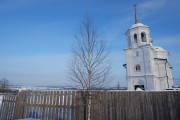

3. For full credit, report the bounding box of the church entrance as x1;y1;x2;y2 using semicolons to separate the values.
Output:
134;85;145;90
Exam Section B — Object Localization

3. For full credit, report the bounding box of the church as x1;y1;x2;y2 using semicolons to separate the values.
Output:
124;4;173;91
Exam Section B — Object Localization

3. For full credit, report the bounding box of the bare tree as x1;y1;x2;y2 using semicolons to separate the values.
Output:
0;78;10;92
69;15;111;120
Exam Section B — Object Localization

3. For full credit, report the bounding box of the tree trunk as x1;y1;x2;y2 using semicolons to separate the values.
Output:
87;91;91;120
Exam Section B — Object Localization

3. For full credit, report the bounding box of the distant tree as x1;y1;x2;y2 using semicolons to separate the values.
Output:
69;15;111;120
0;78;10;92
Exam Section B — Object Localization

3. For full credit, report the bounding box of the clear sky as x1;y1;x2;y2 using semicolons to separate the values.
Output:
0;0;180;87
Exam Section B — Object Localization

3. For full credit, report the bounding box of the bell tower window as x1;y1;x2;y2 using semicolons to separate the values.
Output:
141;32;146;42
135;64;141;71
134;34;137;43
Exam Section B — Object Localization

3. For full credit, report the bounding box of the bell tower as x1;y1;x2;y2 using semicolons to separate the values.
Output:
124;4;173;91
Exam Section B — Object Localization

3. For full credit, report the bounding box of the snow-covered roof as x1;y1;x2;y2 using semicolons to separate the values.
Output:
130;23;149;29
153;46;166;52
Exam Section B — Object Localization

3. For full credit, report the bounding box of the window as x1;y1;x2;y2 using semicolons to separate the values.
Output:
135;51;139;56
134;51;139;56
135;85;145;90
135;64;141;71
141;32;146;42
134;34;137;43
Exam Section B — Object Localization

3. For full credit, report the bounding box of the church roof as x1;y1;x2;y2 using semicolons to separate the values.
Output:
130;23;149;29
126;23;149;34
153;46;166;52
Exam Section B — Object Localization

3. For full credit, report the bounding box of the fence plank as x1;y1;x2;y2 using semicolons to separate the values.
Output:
71;91;76;120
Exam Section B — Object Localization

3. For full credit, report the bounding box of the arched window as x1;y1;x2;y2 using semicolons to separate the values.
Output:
135;64;141;71
134;34;137;43
141;32;146;42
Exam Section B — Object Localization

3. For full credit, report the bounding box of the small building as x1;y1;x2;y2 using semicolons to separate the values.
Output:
124;4;173;91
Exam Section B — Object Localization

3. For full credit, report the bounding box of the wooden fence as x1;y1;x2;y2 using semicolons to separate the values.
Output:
0;90;76;120
0;95;16;120
0;90;180;120
76;91;180;120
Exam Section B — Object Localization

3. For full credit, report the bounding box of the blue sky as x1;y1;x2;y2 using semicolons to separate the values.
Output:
0;0;180;87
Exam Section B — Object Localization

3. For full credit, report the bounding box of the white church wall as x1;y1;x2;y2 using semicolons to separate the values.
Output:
125;49;144;77
154;59;166;77
166;63;173;79
127;76;146;90
154;51;168;59
142;47;153;75
153;77;162;90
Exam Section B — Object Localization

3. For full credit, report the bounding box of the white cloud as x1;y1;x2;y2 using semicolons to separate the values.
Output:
138;0;167;18
139;0;166;10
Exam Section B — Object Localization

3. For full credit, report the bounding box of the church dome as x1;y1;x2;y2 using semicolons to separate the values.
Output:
130;23;149;29
153;46;166;52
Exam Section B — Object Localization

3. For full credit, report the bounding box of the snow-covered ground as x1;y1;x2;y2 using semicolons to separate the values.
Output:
18;118;40;120
9;85;78;92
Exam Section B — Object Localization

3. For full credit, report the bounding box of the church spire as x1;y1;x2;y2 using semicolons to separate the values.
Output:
134;2;138;24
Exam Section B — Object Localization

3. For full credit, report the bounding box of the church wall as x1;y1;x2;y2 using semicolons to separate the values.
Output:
127;75;159;90
154;51;168;59
125;48;145;77
141;46;154;75
166;63;173;79
153;76;162;90
153;59;173;88
154;59;166;77
127;76;146;90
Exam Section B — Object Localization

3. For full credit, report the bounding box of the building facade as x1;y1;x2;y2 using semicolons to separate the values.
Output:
124;21;173;91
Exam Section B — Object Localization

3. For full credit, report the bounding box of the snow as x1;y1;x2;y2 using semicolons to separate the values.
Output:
153;46;166;52
15;85;66;91
130;23;149;29
136;87;144;91
17;118;40;120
